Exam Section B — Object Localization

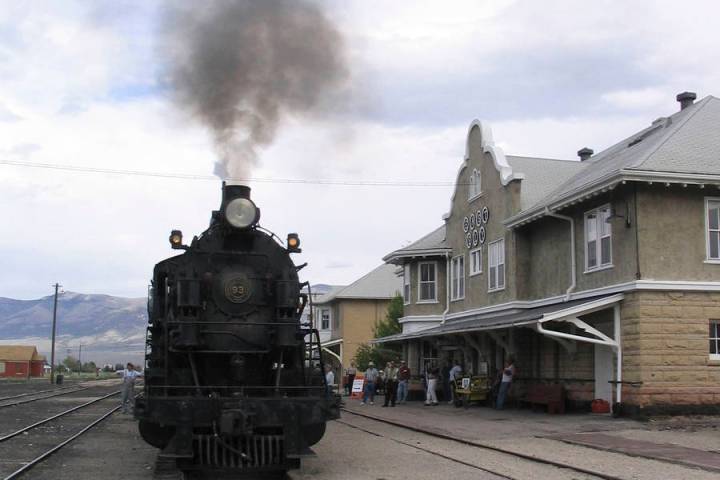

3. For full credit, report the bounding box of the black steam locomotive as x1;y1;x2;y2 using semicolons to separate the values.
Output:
135;184;339;475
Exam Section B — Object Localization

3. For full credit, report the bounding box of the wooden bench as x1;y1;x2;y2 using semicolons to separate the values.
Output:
522;384;565;414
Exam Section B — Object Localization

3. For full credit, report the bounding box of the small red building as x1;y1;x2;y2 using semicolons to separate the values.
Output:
0;346;46;378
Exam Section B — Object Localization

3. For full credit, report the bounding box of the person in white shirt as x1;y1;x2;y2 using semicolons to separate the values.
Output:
121;362;143;414
325;364;335;395
496;357;515;410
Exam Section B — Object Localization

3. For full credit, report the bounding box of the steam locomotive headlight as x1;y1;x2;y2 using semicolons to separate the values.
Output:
225;198;259;229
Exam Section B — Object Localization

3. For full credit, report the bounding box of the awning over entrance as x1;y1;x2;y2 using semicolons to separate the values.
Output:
374;294;624;343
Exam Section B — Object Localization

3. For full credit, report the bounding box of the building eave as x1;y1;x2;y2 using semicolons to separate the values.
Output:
505;170;720;229
382;248;452;264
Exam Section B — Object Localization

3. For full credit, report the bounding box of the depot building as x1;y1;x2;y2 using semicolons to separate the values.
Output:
378;92;720;415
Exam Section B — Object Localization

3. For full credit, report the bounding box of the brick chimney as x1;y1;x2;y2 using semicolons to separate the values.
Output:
577;147;594;161
676;91;697;110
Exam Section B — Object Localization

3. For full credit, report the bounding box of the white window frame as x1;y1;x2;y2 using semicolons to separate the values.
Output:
319;308;331;331
469;247;482;276
705;197;720;263
488;239;505;292
468;168;482;201
450;255;465;301
710;320;720;361
417;261;438;303
403;264;411;304
584;204;613;273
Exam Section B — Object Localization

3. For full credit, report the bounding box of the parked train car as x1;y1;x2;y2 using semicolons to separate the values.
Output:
135;183;339;475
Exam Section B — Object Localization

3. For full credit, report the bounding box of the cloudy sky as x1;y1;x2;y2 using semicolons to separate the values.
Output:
1;0;719;300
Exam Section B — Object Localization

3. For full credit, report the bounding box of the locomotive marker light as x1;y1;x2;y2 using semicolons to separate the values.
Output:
169;229;186;250
287;233;301;252
225;197;260;229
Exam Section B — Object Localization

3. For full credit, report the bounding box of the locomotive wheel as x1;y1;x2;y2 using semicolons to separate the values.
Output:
302;422;326;446
139;420;175;449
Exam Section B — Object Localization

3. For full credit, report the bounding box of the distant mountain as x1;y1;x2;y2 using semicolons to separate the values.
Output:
0;292;148;365
0;291;147;339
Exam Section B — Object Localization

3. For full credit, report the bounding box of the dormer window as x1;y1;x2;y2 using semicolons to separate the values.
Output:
468;168;481;200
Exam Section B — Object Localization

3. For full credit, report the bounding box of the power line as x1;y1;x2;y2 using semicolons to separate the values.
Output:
0;159;463;187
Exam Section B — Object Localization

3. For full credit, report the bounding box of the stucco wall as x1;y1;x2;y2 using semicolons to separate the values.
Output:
517;186;640;300
403;258;447;317
444;125;521;313
637;185;720;281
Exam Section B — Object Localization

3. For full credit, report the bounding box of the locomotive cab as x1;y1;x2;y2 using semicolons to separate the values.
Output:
136;184;338;474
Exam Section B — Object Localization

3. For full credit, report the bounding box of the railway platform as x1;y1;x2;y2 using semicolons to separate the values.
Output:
341;397;720;475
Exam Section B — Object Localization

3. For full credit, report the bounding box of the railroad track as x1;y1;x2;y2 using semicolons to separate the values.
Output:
0;390;121;480
339;408;624;480
0;386;94;409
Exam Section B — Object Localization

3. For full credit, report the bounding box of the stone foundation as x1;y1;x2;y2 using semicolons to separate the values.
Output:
620;290;720;412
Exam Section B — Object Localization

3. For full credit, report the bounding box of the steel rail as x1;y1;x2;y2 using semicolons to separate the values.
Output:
0;391;120;443
0;386;94;409
340;408;625;480
336;419;514;480
2;404;121;480
0;385;77;402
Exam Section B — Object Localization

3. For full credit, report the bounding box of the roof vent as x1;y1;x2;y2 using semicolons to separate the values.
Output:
577;147;594;161
676;91;697;110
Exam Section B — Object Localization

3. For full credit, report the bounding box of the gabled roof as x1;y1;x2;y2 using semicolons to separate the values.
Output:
0;345;41;362
507;95;720;227
382;225;450;263
314;264;402;304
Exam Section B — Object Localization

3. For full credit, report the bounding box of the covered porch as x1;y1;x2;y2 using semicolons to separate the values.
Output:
376;294;625;410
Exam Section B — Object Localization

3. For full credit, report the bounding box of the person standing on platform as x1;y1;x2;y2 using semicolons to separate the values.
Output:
425;365;439;406
361;361;379;405
495;356;516;410
324;364;335;395
345;362;357;396
121;362;142;414
396;360;411;404
382;361;399;407
448;361;462;404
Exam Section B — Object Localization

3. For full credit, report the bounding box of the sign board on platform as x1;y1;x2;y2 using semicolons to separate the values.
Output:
351;378;364;394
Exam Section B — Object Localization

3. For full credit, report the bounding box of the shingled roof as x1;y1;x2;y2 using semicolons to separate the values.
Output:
383;225;450;263
507;94;720;227
0;345;43;362
314;264;402;304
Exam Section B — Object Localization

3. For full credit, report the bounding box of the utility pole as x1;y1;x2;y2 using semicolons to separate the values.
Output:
78;344;82;377
49;283;61;384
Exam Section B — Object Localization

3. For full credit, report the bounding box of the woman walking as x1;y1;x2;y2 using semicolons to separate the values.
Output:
425;365;439;406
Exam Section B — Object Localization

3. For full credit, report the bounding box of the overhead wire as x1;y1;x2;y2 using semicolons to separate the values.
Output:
0;159;467;187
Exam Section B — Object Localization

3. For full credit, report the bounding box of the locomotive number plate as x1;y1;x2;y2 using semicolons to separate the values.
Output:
224;275;251;303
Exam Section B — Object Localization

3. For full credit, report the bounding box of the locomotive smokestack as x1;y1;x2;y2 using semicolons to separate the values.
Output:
160;0;350;183
222;182;251;205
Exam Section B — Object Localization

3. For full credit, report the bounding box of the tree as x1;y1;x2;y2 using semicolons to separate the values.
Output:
352;343;400;371
373;294;403;339
82;361;97;373
63;356;80;372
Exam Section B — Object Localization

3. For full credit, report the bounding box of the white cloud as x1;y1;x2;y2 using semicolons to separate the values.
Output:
3;0;720;301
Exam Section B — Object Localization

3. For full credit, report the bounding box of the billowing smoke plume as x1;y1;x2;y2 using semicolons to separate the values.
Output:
160;1;349;180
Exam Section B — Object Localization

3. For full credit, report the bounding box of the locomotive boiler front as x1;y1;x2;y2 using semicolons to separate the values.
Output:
136;184;337;474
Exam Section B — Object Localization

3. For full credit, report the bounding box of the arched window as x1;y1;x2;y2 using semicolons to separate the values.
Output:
468;168;481;200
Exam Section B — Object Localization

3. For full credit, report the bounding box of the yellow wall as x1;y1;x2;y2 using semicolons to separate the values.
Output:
339;298;391;367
